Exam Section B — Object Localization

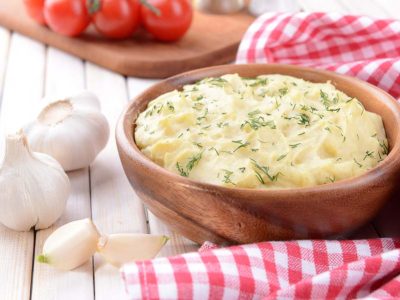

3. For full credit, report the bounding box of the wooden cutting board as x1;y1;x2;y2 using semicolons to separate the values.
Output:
0;0;254;78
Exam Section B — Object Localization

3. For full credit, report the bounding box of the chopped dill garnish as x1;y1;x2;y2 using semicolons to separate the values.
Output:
166;101;175;112
209;77;228;87
353;158;362;168
371;133;377;138
176;152;203;177
209;147;219;156
327;107;340;112
222;169;236;185
254;170;265;184
298;132;306;136
251;159;281;182
232;140;250;152
251;148;259;152
249;78;268;87
193;142;203;149
320;90;330;108
324;127;331;132
178;133;183;138
279;87;289;96
217;122;229;128
363;150;375;160
379;141;389;155
277;153;288;161
239;167;246;173
326;176;336;183
197;108;208;121
241;116;276;130
248;109;262;117
297;113;310;126
289;143;301;148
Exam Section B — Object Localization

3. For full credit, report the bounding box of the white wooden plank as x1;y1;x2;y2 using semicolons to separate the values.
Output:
127;78;200;255
371;0;400;19
297;0;348;13
0;33;45;300
31;48;94;300
339;0;388;18
86;64;147;300
0;27;10;101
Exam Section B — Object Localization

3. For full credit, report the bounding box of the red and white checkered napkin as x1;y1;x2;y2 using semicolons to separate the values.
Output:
122;13;400;299
236;12;400;99
122;239;400;299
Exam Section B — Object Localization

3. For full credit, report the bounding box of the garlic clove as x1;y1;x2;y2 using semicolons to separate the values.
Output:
97;234;169;267
0;132;70;231
23;91;110;171
37;218;101;271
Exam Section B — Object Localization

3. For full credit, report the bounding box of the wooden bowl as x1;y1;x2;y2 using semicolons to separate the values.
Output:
116;64;400;245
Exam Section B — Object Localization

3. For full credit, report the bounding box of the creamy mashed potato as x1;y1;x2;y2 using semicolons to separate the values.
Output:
135;74;388;189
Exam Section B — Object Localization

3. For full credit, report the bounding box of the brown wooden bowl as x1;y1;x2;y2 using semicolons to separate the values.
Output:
116;64;400;245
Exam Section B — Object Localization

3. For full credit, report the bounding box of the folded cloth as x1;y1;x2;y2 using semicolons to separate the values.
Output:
236;12;400;99
122;239;400;299
122;13;400;300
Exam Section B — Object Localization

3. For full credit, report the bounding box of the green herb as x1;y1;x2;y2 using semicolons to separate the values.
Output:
241;116;276;130
324;127;331;132
277;153;288;161
371;133;377;138
232;140;250;152
327;108;340;112
176;152;203;177
248;110;262;117
297;113;310;126
220;150;233;155
379;141;389;155
254;170;265;184
209;147;219;156
156;104;164;114
363;150;375;160
353;158;362;168
193;142;203;149
197;108;208;121
222;169;236;185
251;148;259;152
178;133;183;138
298;132;306;136
279;87;289;96
166;101;175;112
290;143;301;148
249;78;268;87
326;176;336;183
251;159;281;182
194;95;204;101
239;167;246;173
320;90;331;108
209;78;228;87
217;122;229;128
202;125;211;130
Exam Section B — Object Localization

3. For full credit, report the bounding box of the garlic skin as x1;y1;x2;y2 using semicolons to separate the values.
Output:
97;233;169;267
38;219;101;271
0;132;70;231
23;91;110;171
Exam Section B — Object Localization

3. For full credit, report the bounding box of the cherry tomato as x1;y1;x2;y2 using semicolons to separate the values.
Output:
141;0;193;42
89;0;141;39
44;0;91;37
23;0;46;25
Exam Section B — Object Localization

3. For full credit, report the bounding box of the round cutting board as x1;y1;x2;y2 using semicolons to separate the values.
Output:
0;0;254;78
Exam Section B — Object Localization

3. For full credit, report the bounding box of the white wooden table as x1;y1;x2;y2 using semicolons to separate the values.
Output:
0;1;399;299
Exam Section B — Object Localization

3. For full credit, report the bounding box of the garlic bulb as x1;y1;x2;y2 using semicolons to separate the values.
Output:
97;234;169;267
0;132;70;231
23;91;110;171
38;219;100;271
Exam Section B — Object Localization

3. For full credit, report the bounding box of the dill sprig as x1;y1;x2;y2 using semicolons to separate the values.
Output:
363;150;375;160
222;169;236;185
232;140;250;152
176;152;203;177
251;159;281;182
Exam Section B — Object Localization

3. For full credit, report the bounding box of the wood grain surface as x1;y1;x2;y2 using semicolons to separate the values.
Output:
0;0;254;79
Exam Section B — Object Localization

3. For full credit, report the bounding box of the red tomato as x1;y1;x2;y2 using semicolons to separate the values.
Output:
44;0;91;37
90;0;141;39
141;0;193;42
23;0;46;25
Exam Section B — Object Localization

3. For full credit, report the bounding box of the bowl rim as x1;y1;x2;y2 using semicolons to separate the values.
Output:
117;63;400;196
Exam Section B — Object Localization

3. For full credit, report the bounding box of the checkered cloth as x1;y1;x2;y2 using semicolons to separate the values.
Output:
122;13;400;299
122;239;400;299
236;12;400;99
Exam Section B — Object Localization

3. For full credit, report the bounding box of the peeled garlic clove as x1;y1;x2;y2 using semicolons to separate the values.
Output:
97;234;169;267
23;91;110;171
37;219;101;271
0;132;70;231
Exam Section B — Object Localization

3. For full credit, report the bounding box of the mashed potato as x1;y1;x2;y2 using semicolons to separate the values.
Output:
135;74;388;189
